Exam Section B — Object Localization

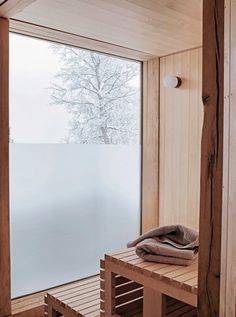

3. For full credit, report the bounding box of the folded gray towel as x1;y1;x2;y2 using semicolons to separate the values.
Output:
127;225;199;266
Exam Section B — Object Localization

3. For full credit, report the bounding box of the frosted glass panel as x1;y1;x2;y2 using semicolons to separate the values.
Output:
10;34;141;298
10;144;140;297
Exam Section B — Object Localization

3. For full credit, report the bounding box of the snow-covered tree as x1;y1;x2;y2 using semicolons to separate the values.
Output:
50;46;140;144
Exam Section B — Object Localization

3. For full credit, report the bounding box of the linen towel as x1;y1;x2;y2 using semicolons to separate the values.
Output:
127;225;199;266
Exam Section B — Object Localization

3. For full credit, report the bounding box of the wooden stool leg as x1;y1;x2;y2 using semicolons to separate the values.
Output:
143;287;166;317
47;305;57;317
47;297;58;317
104;266;117;317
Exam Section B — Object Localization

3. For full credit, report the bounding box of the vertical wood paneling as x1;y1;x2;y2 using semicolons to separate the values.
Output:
0;17;11;317
220;1;230;315
198;0;224;316
142;58;159;233
159;48;203;230
220;0;236;315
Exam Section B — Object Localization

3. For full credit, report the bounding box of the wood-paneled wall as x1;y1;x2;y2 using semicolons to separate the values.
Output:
142;58;159;233
159;48;203;230
220;0;236;315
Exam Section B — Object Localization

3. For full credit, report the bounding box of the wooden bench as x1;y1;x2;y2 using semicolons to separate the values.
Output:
45;249;197;317
103;248;198;317
45;275;101;317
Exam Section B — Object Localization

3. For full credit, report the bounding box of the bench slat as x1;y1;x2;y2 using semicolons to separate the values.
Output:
115;281;142;296
108;248;135;257
49;276;99;296
163;263;198;279
72;299;100;311
56;283;100;301
79;303;100;315
115;288;143;306
65;292;99;306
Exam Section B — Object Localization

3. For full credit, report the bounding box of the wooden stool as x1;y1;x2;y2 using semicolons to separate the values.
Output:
45;275;101;317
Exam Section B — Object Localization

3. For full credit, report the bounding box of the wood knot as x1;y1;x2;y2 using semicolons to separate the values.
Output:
202;94;210;105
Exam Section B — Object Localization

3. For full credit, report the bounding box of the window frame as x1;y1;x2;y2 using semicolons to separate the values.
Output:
0;20;159;311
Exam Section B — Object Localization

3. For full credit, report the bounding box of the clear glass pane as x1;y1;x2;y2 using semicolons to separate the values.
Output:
10;33;141;297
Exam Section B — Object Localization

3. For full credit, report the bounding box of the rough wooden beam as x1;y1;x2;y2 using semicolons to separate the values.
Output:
198;0;224;316
0;0;36;18
0;17;11;317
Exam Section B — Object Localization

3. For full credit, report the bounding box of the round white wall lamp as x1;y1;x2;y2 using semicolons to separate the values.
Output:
163;75;182;88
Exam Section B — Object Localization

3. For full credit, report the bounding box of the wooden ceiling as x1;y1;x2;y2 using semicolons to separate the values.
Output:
10;0;202;57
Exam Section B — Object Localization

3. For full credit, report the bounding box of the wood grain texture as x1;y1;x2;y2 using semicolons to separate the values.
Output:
0;17;11;317
159;48;203;230
142;58;159;233
0;0;36;18
220;0;236;315
198;0;224;316
12;0;202;56
9;20;154;62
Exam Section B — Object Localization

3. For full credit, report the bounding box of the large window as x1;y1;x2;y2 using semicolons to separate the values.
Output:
10;33;141;297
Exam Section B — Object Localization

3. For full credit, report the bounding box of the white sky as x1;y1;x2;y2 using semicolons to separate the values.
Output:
9;33;140;143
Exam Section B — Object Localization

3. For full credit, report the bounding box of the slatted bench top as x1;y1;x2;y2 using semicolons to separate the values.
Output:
104;248;198;310
105;248;198;295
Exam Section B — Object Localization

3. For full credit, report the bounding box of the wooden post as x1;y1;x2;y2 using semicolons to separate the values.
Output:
0;17;11;317
143;287;166;317
198;0;224;316
104;265;116;317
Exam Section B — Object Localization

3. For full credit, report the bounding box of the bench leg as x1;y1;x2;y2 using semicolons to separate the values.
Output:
47;302;57;317
104;266;118;317
46;296;62;317
143;287;166;317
